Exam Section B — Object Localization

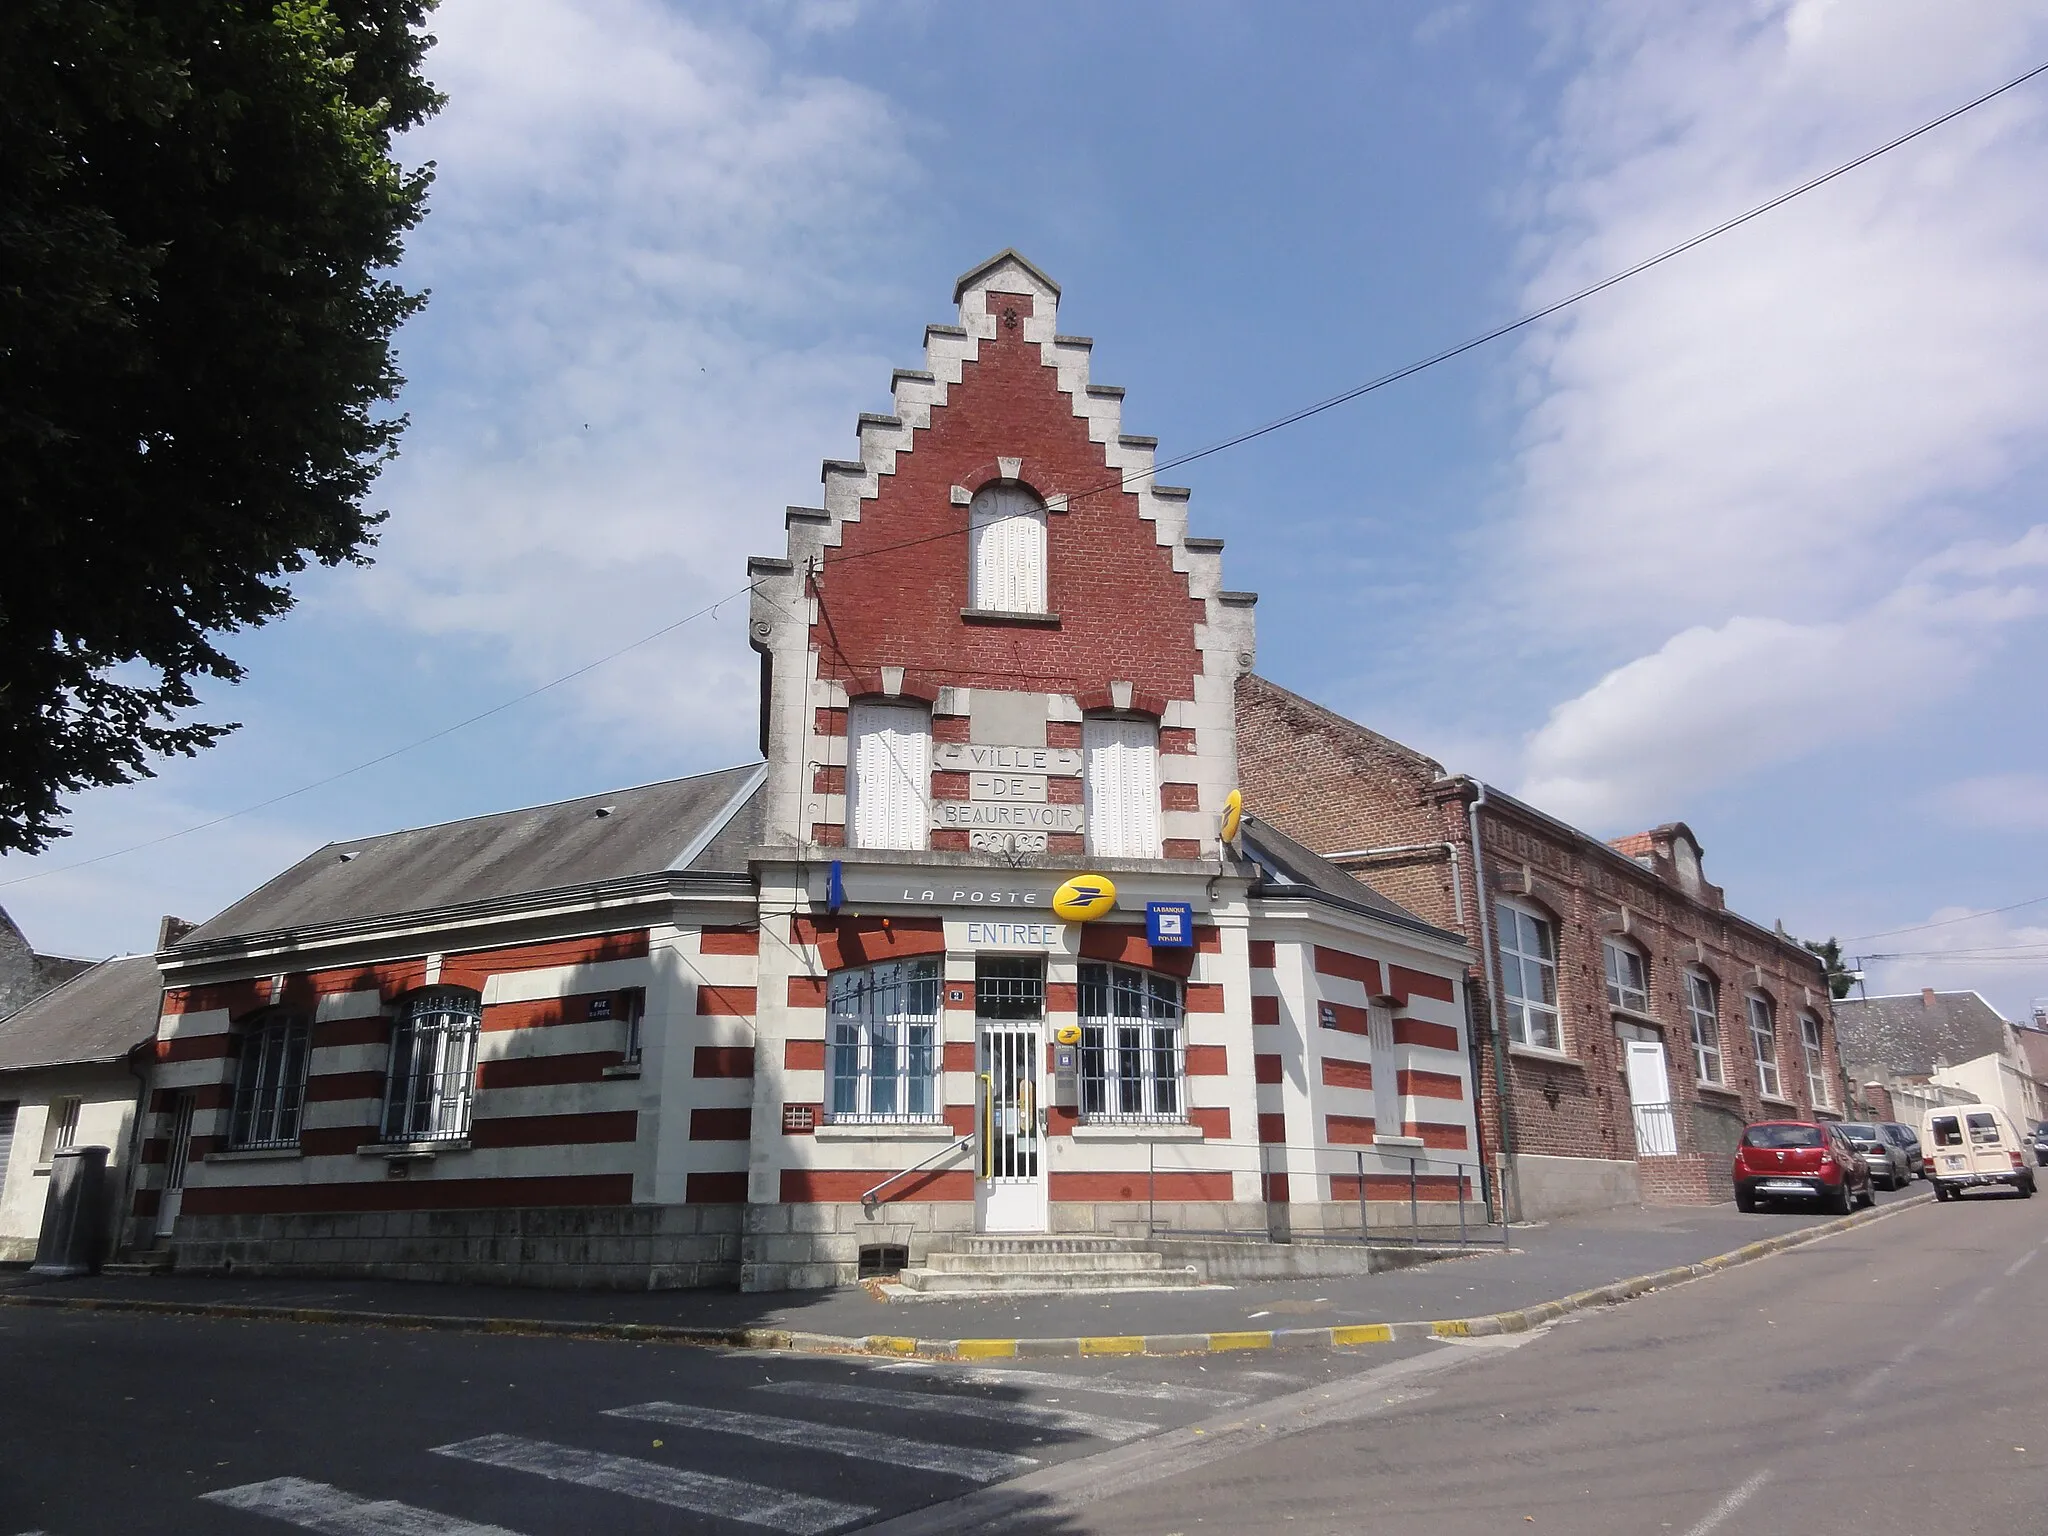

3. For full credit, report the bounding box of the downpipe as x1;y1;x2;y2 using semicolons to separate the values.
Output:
1469;784;1522;1225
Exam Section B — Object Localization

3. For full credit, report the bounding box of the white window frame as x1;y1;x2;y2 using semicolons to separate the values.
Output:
1083;716;1159;858
968;484;1048;614
1078;962;1185;1123
828;959;941;1123
1747;992;1782;1099
1496;900;1561;1051
228;1010;311;1150
1686;970;1723;1085
1603;937;1649;1014
382;989;481;1143
847;700;931;851
1800;1012;1829;1109
38;1096;81;1164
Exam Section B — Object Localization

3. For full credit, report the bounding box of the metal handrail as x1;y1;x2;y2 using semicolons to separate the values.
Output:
860;1130;976;1218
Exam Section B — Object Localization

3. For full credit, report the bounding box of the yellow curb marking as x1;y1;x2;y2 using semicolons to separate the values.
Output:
1078;1335;1146;1355
1330;1323;1394;1346
1431;1320;1470;1337
953;1338;1018;1359
867;1335;917;1355
1205;1331;1274;1352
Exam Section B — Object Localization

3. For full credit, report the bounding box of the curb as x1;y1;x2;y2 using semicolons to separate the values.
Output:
0;1192;1931;1360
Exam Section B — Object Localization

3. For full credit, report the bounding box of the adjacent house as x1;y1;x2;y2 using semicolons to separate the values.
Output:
1236;676;1844;1220
0;954;161;1261
124;253;1484;1291
0;905;93;1017
1834;989;2045;1130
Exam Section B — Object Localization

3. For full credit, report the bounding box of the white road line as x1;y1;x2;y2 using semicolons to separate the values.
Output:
756;1380;1157;1443
201;1477;527;1536
2005;1243;2042;1278
1680;1469;1771;1536
604;1401;1036;1482
429;1434;870;1536
875;1361;1248;1407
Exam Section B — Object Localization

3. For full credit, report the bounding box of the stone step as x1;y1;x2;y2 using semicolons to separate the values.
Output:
925;1249;1166;1274
100;1259;173;1277
951;1236;1149;1255
893;1264;1202;1295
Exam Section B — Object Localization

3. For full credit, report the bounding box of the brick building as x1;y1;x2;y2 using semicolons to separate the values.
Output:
1237;676;1845;1219
121;253;1485;1290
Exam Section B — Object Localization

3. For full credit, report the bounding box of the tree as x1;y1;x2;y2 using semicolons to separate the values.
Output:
0;1;441;855
1802;936;1859;1001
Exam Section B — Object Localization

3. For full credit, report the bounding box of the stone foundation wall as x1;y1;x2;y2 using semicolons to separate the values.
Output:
166;1205;742;1290
1512;1153;1642;1220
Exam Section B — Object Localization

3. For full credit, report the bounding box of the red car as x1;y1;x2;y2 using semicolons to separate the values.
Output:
1733;1120;1875;1213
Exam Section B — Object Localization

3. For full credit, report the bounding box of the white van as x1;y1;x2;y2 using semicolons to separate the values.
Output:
1922;1104;2038;1201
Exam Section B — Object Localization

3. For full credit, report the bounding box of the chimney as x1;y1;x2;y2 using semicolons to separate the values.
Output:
1921;987;1937;1009
157;915;198;950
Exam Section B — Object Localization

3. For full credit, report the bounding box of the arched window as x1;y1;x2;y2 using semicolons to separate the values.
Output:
228;1009;310;1150
847;699;931;851
1496;900;1561;1051
1602;937;1649;1014
827;959;941;1123
1800;1012;1830;1109
1078;962;1184;1122
1083;716;1159;858
1747;992;1782;1099
968;484;1048;613
383;988;481;1143
1685;970;1722;1085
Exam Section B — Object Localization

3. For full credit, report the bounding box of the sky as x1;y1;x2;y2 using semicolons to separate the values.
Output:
6;0;2048;1019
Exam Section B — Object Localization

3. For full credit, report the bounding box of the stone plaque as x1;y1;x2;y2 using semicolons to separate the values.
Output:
971;830;1049;853
932;801;1084;833
963;919;1060;949
934;743;1082;776
970;772;1047;803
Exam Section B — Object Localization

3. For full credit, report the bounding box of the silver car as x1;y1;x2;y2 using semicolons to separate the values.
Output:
1840;1122;1913;1189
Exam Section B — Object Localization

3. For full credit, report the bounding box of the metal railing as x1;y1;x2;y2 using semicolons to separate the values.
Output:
1142;1139;1511;1250
859;1131;975;1218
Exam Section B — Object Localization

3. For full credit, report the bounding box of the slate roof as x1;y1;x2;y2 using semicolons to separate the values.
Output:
178;764;766;946
1239;816;1458;943
0;954;161;1073
1833;990;2012;1075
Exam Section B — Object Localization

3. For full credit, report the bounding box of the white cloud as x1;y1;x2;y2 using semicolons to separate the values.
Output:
1855;907;2048;1025
1934;772;2048;832
346;0;921;761
1501;1;2048;823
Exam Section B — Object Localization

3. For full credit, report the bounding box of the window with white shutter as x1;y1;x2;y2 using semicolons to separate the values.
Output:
1083;717;1159;858
848;700;931;850
969;485;1048;613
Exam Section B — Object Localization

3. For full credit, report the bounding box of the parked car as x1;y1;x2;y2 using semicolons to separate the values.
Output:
2031;1120;2048;1168
1923;1104;2038;1200
1733;1120;1876;1213
1880;1120;1927;1180
1839;1122;1912;1189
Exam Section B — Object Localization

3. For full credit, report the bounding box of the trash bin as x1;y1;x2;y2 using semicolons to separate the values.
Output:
31;1144;110;1278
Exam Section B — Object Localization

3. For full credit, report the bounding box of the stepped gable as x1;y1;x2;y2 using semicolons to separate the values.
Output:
752;249;1254;706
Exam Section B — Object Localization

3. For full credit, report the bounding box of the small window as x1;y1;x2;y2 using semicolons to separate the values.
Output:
968;484;1048;613
382;989;481;1143
1930;1114;1963;1148
39;1096;81;1163
828;959;941;1123
1603;939;1649;1013
0;1101;17;1181
847;700;931;851
1083;717;1159;859
1685;970;1722;1085
229;1010;312;1150
1747;993;1781;1099
1800;1012;1829;1109
1966;1112;2001;1145
1078;963;1184;1123
1497;901;1561;1051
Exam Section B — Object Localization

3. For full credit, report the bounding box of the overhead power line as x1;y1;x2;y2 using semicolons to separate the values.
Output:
8;53;2048;892
1849;893;2048;943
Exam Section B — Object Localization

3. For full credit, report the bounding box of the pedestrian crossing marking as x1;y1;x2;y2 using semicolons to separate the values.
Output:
605;1400;1037;1481
757;1380;1158;1443
430;1433;871;1536
875;1360;1249;1407
202;1477;527;1535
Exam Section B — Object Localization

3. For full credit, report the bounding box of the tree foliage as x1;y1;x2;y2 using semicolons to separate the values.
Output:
0;1;440;854
1802;936;1858;1001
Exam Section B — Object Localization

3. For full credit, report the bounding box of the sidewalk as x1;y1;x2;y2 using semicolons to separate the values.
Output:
0;1185;1929;1354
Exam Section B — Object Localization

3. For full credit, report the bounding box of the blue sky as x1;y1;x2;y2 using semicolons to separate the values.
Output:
6;0;2048;1018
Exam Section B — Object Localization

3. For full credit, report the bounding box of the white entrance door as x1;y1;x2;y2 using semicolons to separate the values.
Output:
976;1025;1047;1233
1625;1039;1679;1156
155;1092;196;1239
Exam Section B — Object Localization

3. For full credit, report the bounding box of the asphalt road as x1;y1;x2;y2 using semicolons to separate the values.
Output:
0;1185;2021;1536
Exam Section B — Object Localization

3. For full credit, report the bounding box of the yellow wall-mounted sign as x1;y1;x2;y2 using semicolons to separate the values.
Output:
1054;1024;1082;1047
1220;787;1244;845
1051;874;1117;922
